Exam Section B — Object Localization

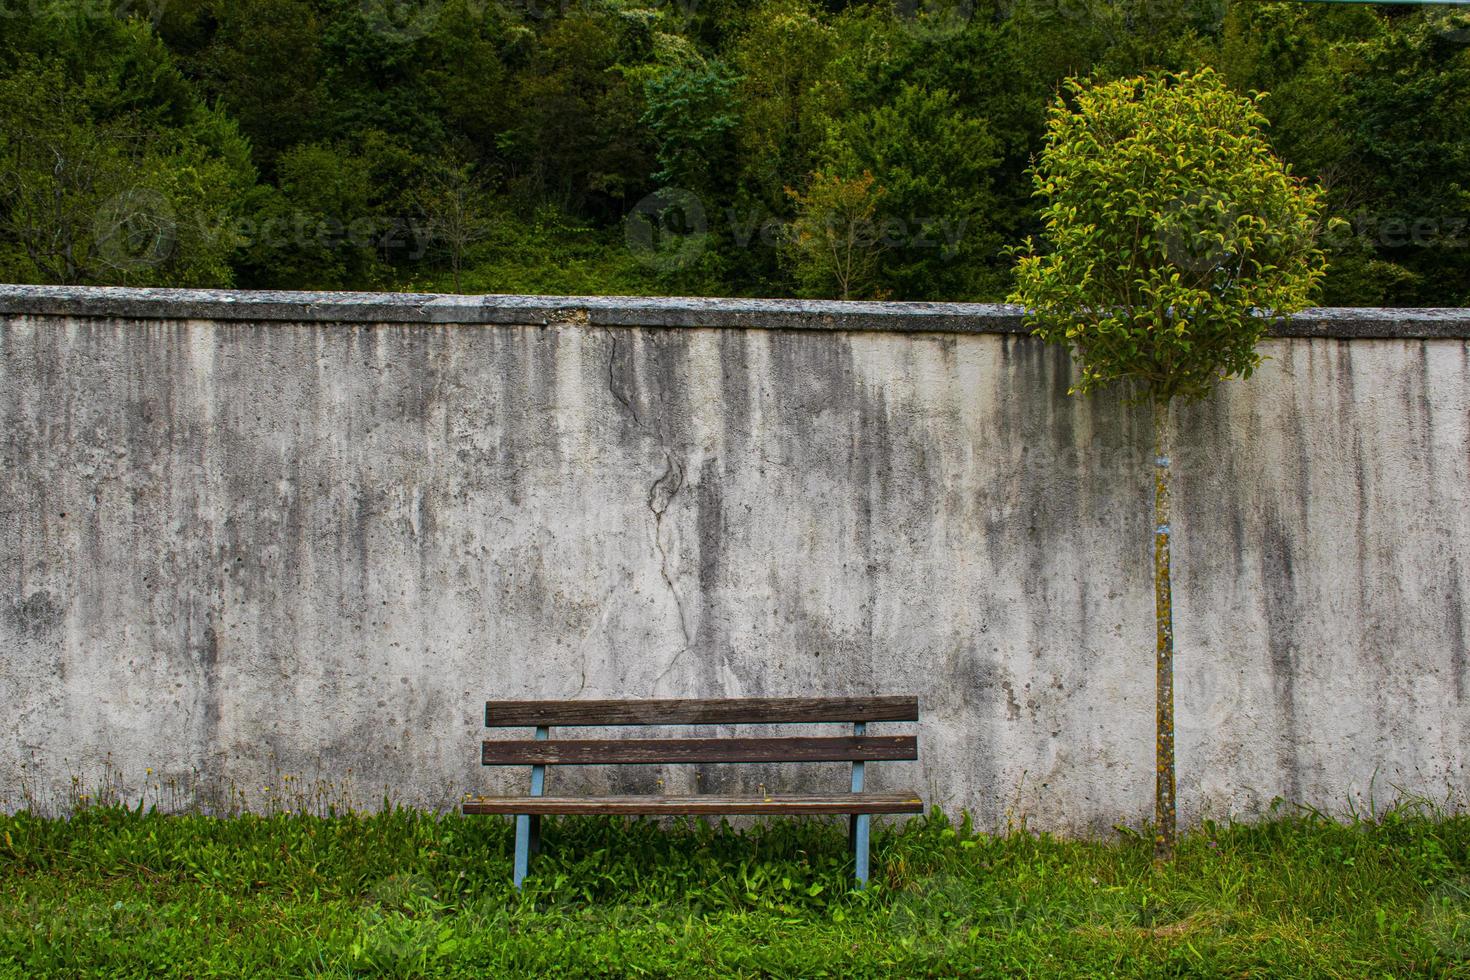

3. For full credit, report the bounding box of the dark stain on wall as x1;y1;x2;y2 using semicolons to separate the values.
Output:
1449;563;1468;703
1261;512;1303;804
7;589;62;637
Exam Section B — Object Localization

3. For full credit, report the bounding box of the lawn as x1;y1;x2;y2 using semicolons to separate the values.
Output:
1;802;1466;977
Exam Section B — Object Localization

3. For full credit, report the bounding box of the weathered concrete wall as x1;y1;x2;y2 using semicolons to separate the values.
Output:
2;287;1467;832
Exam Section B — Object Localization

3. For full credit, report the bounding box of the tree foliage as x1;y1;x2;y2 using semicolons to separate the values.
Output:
783;170;887;299
0;2;1466;300
821;83;1001;299
1013;69;1328;403
0;41;253;287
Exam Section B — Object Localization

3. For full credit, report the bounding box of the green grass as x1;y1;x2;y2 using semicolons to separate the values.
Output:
1;803;1467;977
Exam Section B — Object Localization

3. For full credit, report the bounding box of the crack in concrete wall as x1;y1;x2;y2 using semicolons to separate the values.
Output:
648;451;690;658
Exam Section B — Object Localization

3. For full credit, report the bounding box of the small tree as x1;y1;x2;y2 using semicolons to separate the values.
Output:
783;170;887;300
414;161;495;293
1010;69;1328;861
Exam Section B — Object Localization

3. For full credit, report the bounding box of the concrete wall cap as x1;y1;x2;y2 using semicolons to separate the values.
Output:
2;285;1467;338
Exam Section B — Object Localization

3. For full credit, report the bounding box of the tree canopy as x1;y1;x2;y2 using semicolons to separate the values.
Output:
0;0;1466;302
1012;69;1329;403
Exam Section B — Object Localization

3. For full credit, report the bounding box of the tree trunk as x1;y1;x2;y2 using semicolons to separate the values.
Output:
1153;398;1177;862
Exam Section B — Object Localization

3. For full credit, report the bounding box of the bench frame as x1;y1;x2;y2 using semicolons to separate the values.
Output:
463;696;922;889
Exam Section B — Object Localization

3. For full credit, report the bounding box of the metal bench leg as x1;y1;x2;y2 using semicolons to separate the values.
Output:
513;814;530;889
851;720;868;889
854;813;870;888
513;726;550;890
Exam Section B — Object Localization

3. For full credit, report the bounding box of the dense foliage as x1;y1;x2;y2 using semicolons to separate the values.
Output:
1;0;1468;302
1;803;1467;975
1014;69;1327;402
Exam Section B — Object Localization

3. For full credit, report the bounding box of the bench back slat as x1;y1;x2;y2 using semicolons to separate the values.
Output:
481;735;918;766
485;696;919;728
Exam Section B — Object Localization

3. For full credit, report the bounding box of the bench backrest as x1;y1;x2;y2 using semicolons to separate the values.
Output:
481;696;919;766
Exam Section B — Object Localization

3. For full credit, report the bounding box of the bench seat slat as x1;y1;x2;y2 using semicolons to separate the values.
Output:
462;793;925;815
482;735;916;766
485;696;919;728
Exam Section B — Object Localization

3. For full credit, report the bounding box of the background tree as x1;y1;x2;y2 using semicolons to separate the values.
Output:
819;82;1001;299
1010;69;1328;860
1214;2;1470;307
412;158;496;292
162;0;324;170
783;170;887;300
0;52;253;287
641;56;741;202
236;141;381;290
728;0;841;217
508;9;656;218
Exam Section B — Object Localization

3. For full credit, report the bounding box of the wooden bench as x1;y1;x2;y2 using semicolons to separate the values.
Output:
463;696;923;889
